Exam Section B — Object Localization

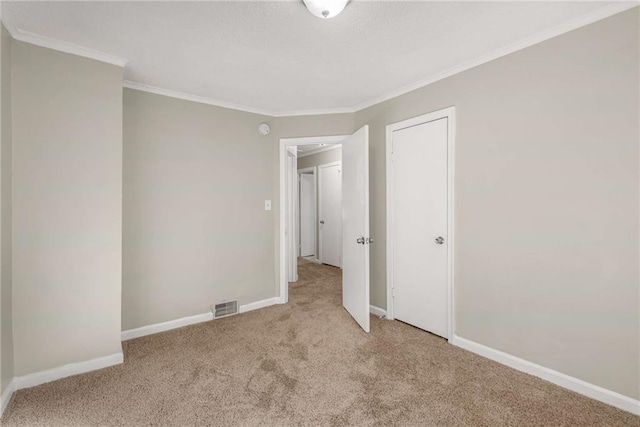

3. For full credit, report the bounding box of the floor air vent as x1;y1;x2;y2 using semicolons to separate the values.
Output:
214;301;238;318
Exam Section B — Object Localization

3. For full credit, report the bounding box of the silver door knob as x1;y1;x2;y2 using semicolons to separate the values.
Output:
356;237;365;244
320;220;325;224
435;237;444;244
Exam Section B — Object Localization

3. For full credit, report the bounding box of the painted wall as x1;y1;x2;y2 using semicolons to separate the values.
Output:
11;42;123;376
122;89;278;330
355;9;639;399
297;147;342;170
297;147;343;258
122;92;355;331
0;24;13;396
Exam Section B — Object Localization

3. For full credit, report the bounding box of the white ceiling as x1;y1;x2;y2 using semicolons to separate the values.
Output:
2;1;624;115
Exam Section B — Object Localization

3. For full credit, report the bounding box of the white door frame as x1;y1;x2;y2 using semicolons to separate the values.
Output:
385;106;456;342
317;160;342;267
298;166;317;259
286;148;298;283
279;135;347;304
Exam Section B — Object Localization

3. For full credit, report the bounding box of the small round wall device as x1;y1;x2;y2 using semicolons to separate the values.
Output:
258;123;271;136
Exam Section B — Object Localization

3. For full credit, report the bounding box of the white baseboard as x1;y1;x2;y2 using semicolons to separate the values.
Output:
451;335;640;415
122;296;280;341
370;305;387;317
121;312;213;341
13;352;123;392
0;379;15;418
239;297;280;314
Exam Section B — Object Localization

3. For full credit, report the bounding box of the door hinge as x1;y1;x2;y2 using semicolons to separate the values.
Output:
392;287;395;298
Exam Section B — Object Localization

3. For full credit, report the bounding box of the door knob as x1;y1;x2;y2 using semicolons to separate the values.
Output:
435;237;444;245
320;220;325;224
356;237;365;244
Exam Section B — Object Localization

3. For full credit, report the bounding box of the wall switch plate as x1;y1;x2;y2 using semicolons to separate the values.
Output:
264;200;271;211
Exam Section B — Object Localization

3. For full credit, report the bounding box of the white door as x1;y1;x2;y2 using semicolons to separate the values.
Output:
342;125;370;333
392;118;448;338
299;173;315;257
319;163;342;267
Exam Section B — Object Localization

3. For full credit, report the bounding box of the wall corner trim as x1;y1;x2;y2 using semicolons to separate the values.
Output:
0;379;16;419
369;305;387;318
121;296;280;341
4;24;128;67
12;352;124;392
451;335;640;416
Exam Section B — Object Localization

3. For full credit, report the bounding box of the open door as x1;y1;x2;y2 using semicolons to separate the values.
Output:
342;125;370;333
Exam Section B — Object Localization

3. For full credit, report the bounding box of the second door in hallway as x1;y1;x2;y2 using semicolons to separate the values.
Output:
319;162;342;268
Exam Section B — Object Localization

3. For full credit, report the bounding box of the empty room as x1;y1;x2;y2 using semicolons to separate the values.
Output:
0;1;638;425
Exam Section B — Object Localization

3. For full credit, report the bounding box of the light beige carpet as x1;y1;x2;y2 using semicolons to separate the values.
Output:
3;259;638;426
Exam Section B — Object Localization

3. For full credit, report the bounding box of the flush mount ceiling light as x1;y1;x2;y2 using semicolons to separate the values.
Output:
302;0;349;19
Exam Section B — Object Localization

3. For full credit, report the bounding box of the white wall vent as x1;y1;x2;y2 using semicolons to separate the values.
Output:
213;301;238;318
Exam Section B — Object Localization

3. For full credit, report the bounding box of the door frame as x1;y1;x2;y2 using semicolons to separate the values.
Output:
286;148;298;283
279;135;347;304
317;160;342;267
298;166;317;259
385;106;456;341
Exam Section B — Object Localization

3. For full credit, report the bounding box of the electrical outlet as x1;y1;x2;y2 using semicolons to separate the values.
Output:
264;200;271;211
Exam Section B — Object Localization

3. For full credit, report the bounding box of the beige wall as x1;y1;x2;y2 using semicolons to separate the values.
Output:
122;94;355;331
355;9;639;399
122;89;278;330
297;147;342;170
0;24;13;395
12;42;123;375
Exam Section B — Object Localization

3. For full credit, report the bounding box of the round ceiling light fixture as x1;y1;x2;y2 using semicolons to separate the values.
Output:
302;0;349;19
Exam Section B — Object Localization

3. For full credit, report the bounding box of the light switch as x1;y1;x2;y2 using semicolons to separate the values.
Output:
264;200;272;211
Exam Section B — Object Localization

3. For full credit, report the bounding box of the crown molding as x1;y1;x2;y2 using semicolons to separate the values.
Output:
350;1;640;112
6;2;638;116
4;24;128;67
124;2;638;117
124;80;355;118
123;80;276;116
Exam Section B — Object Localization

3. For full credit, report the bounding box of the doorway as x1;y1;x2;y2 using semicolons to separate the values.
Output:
279;128;372;333
279;135;346;304
386;107;456;340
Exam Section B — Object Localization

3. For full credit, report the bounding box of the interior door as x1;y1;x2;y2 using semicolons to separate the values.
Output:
319;163;342;267
392;118;448;338
299;173;315;257
342;125;370;333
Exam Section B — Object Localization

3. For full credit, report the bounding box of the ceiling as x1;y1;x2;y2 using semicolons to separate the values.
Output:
2;1;624;116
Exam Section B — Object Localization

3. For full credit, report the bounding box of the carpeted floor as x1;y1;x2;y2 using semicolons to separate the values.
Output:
3;259;638;426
